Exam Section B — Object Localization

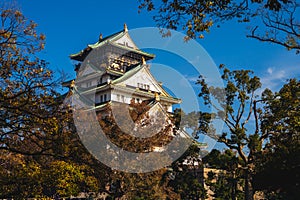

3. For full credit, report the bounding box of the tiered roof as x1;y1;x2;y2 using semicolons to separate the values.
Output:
70;24;155;62
73;64;181;105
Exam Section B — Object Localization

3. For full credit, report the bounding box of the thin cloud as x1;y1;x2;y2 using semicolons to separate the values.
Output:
184;75;199;83
258;66;299;94
267;67;273;75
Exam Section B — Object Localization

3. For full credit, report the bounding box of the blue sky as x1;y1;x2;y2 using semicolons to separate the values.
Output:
17;0;300;94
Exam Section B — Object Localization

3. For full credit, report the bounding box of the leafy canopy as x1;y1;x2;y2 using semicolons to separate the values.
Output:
0;6;67;156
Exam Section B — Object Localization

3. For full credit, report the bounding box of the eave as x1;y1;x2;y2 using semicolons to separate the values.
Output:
70;28;155;62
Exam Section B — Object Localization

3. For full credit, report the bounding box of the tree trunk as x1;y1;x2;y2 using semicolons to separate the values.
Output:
244;168;253;200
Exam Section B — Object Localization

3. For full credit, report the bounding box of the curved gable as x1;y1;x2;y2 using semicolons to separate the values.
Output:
113;32;137;49
114;66;170;97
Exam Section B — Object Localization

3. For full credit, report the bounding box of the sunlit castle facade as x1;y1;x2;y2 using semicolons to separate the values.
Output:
67;24;181;113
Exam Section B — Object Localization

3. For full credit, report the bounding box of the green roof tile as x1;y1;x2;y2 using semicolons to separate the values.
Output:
70;28;154;61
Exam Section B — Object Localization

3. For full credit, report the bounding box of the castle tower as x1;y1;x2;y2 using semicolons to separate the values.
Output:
68;24;181;113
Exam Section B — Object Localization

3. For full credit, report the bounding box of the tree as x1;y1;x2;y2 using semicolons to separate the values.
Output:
0;150;101;199
169;143;207;200
173;108;201;138
261;78;299;154
0;7;105;198
95;101;179;199
85;100;208;199
0;6;69;156
203;149;244;200
197;65;263;200
41;160;99;198
138;0;300;53
253;78;300;199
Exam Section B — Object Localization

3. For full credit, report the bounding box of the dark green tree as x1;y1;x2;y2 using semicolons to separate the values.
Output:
253;78;300;199
204;149;244;200
169;143;207;200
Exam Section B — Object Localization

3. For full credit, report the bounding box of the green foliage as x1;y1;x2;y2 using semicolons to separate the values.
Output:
170;143;207;200
171;172;206;200
0;152;100;199
42;160;98;197
261;78;299;149
107;170;179;200
138;0;300;53
203;149;238;170
253;78;300;199
204;149;244;200
0;152;41;199
207;170;244;200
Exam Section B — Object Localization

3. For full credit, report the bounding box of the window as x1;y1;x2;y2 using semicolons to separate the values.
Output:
138;82;150;90
100;95;103;102
121;95;125;103
104;94;107;102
